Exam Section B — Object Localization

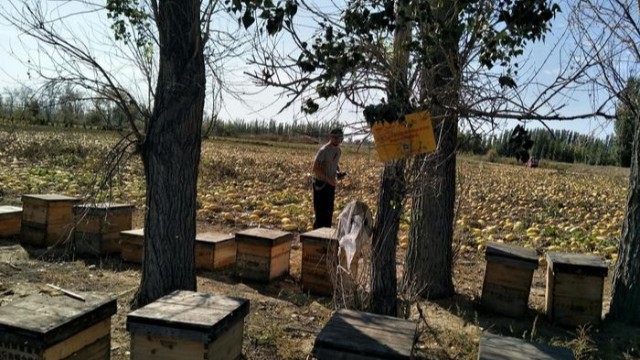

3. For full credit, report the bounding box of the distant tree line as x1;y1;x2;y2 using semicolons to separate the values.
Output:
458;128;618;166
1;82;636;164
0;85;343;140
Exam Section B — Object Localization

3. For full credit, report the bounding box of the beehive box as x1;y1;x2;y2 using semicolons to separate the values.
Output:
195;232;236;271
120;228;144;263
0;292;116;360
481;242;539;317
0;205;22;238
73;203;135;255
545;252;608;327
313;309;417;360
235;228;292;282
127;290;250;360
21;194;81;247
478;332;575;360
300;227;359;296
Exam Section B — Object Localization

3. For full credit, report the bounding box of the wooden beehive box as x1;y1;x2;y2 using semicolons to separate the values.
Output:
0;292;116;360
120;228;144;263
127;290;250;360
0;205;22;238
195;232;236;271
478;332;575;360
300;227;359;296
313;309;417;360
73;203;135;255
21;194;80;247
545;252;608;327
481;242;539;317
235;228;292;282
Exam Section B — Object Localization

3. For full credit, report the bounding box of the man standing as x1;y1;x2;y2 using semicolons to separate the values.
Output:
312;128;346;229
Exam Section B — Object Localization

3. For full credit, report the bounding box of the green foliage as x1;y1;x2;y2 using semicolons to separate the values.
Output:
615;77;640;167
227;0;298;35
106;0;150;47
282;0;560;120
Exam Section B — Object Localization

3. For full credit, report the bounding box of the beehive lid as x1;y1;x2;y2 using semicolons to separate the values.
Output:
485;242;538;269
73;202;135;215
127;290;250;343
22;194;80;202
196;232;235;245
314;309;417;360
300;227;337;243
478;332;574;360
0;206;22;219
0;292;116;349
235;228;293;246
121;228;145;237
546;252;608;277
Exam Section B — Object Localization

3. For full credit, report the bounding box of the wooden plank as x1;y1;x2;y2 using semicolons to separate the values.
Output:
22;194;80;202
553;273;604;300
0;205;22;219
546;252;608;277
73;203;134;216
314;309;416;360
196;232;235;245
545;262;554;316
130;333;205;360
484;262;534;290
0;293;116;348
486;242;538;265
300;227;337;244
126;291;249;343
236;228;293;247
481;283;529;318
478;332;574;360
552;295;602;327
42;319;110;359
63;334;110;360
0;217;21;237
206;319;244;360
21;221;47;246
269;252;290;280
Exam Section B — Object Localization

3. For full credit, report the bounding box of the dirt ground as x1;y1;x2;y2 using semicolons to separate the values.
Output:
0;220;636;360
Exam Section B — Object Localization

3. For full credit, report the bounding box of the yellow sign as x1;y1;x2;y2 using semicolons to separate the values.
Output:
371;111;436;162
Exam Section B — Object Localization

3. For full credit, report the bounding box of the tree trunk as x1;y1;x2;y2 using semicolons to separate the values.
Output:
608;113;640;324
402;2;460;299
403;118;457;299
370;159;405;316
134;0;205;307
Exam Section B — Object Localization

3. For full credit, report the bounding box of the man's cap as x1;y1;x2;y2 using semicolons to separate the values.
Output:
330;128;343;136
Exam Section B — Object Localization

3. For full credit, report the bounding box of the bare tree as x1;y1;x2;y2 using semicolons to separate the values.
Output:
570;0;640;324
0;0;289;306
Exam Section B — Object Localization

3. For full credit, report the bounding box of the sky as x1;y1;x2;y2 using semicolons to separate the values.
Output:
0;1;620;139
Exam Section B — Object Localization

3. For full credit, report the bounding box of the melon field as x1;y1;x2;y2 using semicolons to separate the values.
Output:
0;127;637;359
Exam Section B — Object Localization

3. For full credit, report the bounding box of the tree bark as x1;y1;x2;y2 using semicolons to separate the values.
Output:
403;118;457;299
608;113;640;324
370;159;405;316
402;2;460;299
135;0;205;307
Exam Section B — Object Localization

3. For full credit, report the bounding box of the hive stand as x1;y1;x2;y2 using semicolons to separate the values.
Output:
0;205;22;238
195;232;236;271
120;228;144;263
481;242;539;317
545;252;608;327
73;202;135;255
235;228;292;282
126;290;250;360
313;309;418;360
478;332;575;360
0;292;117;360
21;194;81;247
